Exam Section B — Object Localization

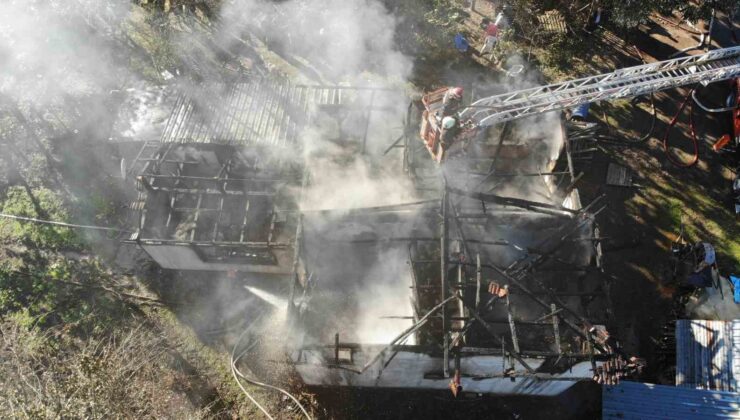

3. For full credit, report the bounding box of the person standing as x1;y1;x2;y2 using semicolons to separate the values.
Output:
585;7;607;33
441;87;464;117
480;20;499;59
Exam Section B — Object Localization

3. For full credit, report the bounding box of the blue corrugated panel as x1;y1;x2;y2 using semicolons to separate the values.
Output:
733;320;740;391
676;320;739;391
603;382;740;419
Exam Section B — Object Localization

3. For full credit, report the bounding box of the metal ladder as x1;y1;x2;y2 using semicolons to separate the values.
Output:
461;46;740;127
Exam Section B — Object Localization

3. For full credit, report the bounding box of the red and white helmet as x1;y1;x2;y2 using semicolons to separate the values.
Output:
450;87;464;99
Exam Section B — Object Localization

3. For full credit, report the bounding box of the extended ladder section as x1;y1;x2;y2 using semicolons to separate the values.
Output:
460;46;740;127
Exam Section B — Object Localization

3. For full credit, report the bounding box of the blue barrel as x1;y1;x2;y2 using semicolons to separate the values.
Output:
572;103;590;120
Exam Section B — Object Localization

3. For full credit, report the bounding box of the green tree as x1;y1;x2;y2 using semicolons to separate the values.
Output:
599;0;737;29
0;186;80;250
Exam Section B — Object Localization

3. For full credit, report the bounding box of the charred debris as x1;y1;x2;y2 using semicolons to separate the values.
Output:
119;77;641;399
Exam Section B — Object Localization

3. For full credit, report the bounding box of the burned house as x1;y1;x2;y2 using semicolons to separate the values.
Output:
115;74;633;400
285;109;635;398
119;78;404;273
124;142;302;273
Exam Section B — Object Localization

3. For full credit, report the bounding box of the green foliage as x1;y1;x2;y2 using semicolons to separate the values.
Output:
0;184;127;335
538;32;584;71
424;0;470;28
0;186;80;250
600;0;737;29
0;254;129;335
90;192;118;225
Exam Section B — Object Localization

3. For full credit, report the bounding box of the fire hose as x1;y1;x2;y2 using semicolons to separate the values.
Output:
661;9;739;167
689;12;739;115
667;13;716;59
230;315;313;420
691;89;736;113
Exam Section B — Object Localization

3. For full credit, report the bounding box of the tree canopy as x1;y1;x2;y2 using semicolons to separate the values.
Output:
598;0;737;28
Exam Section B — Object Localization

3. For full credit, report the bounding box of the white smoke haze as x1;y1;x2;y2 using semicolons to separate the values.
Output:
114;85;174;140
297;90;416;211
208;0;422;346
310;245;416;345
0;0;130;107
488;111;566;202
217;0;412;84
350;246;415;344
218;0;578;349
300;155;418;210
445;54;569;205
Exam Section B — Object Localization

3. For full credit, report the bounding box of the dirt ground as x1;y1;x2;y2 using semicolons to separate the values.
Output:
570;13;739;384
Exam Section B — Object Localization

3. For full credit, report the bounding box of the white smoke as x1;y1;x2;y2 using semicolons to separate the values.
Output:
0;0;129;107
203;0;421;346
351;247;415;344
217;0;412;84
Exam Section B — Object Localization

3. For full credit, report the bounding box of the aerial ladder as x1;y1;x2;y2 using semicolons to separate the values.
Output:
417;46;740;162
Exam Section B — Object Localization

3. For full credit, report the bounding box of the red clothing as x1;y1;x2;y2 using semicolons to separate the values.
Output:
485;23;498;37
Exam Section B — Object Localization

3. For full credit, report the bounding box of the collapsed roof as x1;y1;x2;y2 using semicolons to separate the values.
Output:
125;142;301;273
286;110;635;396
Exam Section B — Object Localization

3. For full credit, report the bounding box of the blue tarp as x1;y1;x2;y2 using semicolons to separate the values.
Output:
454;33;469;52
572;103;590;119
732;275;740;303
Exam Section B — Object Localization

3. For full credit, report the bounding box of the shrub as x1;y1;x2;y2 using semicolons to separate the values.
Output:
0;186;81;250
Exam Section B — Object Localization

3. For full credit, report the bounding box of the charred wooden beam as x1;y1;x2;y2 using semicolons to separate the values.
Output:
127;238;291;248
441;184;450;378
145;185;277;196
476;253;482;310
472;259;609;354
447;186;578;215
552;303;562;355
462;299;534;373
505;289;520;354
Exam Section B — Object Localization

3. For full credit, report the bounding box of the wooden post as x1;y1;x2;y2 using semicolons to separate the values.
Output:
361;90;376;154
288;216;303;317
506;288;520;354
551;303;562;355
335;332;340;364
441;181;449;378
476;253;481;310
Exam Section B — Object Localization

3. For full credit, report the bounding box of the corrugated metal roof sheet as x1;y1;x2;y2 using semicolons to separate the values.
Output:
603;381;740;419
676;320;740;391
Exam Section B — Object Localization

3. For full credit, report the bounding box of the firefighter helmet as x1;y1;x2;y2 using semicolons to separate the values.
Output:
442;116;457;129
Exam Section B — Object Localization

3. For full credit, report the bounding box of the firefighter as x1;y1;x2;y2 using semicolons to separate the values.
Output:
439;116;459;151
441;87;464;117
